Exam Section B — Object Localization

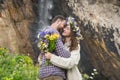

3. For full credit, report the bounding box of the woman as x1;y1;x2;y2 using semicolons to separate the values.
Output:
45;16;83;80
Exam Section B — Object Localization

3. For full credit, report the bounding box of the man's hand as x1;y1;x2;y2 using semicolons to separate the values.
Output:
45;52;52;59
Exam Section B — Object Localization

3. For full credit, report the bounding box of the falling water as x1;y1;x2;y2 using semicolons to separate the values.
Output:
38;0;53;31
30;0;54;60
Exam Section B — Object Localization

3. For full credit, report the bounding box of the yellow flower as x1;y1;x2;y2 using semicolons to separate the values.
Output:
49;33;59;40
42;42;46;47
0;48;5;50
53;33;59;39
44;34;49;39
49;35;54;40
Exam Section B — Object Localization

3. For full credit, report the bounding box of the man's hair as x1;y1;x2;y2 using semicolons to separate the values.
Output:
51;15;65;24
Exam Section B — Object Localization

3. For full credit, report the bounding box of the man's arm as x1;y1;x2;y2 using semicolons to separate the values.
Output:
55;38;71;58
42;27;70;58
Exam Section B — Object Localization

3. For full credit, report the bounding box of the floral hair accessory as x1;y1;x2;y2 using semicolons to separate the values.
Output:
66;16;83;40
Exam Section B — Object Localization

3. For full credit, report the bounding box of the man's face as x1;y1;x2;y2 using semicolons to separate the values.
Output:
58;20;66;29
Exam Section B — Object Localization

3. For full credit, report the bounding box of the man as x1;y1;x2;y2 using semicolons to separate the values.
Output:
39;15;71;80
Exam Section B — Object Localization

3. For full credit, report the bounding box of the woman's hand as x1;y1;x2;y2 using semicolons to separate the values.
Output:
45;52;52;59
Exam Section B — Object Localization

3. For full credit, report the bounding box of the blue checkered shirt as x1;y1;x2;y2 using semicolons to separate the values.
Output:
39;26;71;79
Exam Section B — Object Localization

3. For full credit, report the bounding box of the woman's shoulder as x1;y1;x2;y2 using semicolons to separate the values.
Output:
77;44;80;50
78;44;80;48
70;44;80;54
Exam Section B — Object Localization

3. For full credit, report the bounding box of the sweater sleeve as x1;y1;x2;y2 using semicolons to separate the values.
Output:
50;45;80;69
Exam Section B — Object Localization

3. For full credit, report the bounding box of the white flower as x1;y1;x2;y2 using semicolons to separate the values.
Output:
76;27;79;30
37;34;40;38
71;17;74;22
68;17;71;20
37;42;42;47
93;69;97;72
89;76;93;79
91;73;94;75
94;72;98;75
67;22;70;25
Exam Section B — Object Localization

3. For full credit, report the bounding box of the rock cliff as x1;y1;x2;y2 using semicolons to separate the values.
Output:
0;0;120;80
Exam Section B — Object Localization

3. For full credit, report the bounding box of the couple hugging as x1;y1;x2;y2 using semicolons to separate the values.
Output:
37;15;83;80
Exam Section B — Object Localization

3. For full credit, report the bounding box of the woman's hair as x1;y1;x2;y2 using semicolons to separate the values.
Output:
63;24;79;52
63;16;83;51
69;24;79;51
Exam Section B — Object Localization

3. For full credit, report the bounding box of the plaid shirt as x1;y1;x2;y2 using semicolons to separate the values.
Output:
39;26;71;79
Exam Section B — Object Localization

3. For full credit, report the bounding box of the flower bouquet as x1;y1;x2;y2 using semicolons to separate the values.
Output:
37;31;59;65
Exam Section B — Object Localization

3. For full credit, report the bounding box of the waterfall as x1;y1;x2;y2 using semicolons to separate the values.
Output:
38;0;53;31
30;0;54;60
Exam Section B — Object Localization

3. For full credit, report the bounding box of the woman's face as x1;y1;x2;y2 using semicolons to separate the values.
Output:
62;25;71;37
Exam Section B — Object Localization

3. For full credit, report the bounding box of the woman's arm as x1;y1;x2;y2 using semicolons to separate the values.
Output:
45;45;80;69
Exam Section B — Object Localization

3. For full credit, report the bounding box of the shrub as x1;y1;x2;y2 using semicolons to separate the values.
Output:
0;48;39;80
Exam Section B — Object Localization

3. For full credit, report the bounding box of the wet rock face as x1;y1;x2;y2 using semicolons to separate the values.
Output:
0;0;37;60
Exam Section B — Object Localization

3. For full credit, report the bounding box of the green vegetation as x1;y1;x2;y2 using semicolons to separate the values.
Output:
82;69;98;80
0;48;39;80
